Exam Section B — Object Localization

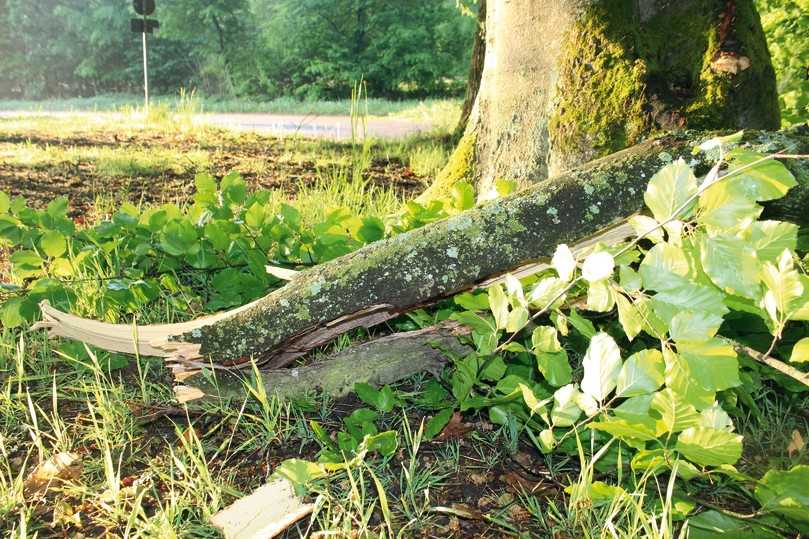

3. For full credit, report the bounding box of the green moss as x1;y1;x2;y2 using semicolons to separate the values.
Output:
417;130;476;202
549;0;780;172
685;0;780;130
549;3;649;172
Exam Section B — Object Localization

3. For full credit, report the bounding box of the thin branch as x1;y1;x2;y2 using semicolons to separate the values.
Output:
733;343;809;388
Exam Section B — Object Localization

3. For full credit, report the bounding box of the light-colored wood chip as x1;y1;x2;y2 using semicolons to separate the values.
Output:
211;478;314;539
174;385;206;404
24;452;82;497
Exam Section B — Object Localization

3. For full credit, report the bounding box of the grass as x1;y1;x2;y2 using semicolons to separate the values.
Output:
1;142;210;177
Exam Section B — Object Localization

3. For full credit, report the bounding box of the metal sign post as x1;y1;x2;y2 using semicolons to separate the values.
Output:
131;0;159;114
142;26;149;112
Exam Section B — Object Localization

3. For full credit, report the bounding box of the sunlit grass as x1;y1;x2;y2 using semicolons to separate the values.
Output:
0;142;209;177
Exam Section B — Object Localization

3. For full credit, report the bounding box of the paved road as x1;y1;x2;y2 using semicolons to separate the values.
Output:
0;110;435;140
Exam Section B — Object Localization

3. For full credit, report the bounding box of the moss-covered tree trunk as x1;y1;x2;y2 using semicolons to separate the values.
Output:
424;0;780;201
38;130;809;376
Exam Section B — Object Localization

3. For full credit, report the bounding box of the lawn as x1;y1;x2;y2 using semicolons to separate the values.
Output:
0;114;807;538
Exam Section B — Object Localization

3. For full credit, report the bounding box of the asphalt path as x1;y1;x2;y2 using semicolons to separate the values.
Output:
0;110;435;140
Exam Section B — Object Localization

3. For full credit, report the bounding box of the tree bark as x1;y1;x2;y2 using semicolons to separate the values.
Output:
36;129;809;375
454;0;486;138
175;323;472;403
425;0;780;201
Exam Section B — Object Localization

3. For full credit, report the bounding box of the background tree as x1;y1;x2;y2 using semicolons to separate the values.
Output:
253;0;474;99
0;0;475;100
425;0;782;201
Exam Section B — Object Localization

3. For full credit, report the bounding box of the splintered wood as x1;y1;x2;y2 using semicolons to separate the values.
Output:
211;478;314;539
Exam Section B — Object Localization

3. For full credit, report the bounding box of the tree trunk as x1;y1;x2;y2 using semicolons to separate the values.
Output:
423;0;780;201
454;0;486;137
36;129;809;376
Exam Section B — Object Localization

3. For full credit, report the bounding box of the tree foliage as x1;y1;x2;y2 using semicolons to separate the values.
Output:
0;0;474;99
756;0;809;124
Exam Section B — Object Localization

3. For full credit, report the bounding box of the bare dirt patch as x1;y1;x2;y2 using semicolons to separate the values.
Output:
0;128;427;215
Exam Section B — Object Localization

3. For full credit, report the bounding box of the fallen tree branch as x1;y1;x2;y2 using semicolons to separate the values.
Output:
175;322;472;403
34;129;809;376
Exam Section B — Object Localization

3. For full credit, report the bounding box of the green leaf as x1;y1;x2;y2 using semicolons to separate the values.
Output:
0;191;9;214
616;349;664;397
568;308;596;339
532;326;561;353
527;277;566;308
639;243;692;292
619;265;642;292
629;215;664;243
519;383;551;417
614;395;657;430
424;408;454;440
675;427;743;466
698;179;762;233
343;408;379;440
488;284;510;330
10;250;44;278
356;216;385;243
700;234;761;299
450;311;495;335
363;431;398;457
751;221;799;263
580;333;622;402
651;388;701;434
221;171;247;205
194;172;218;206
677;339;740;392
0;297;36;328
273;458;327;492
663;349;716;410
700;403;734;431
644;159;698;222
726;149;797;202
586;280;615;312
451;182;475;211
649;282;728;325
159;220;199;257
551;384;582;427
669;311;724;343
40;230;67;258
480;356;507;382
536;350;572;388
615;293;643;341
754;465;809;527
453;292;490;311
686;510;782;539
761;251;803;323
354;383;381;410
589;418;658;442
244;202;267;230
506;306;529;333
631;449;668;475
790;338;809;363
